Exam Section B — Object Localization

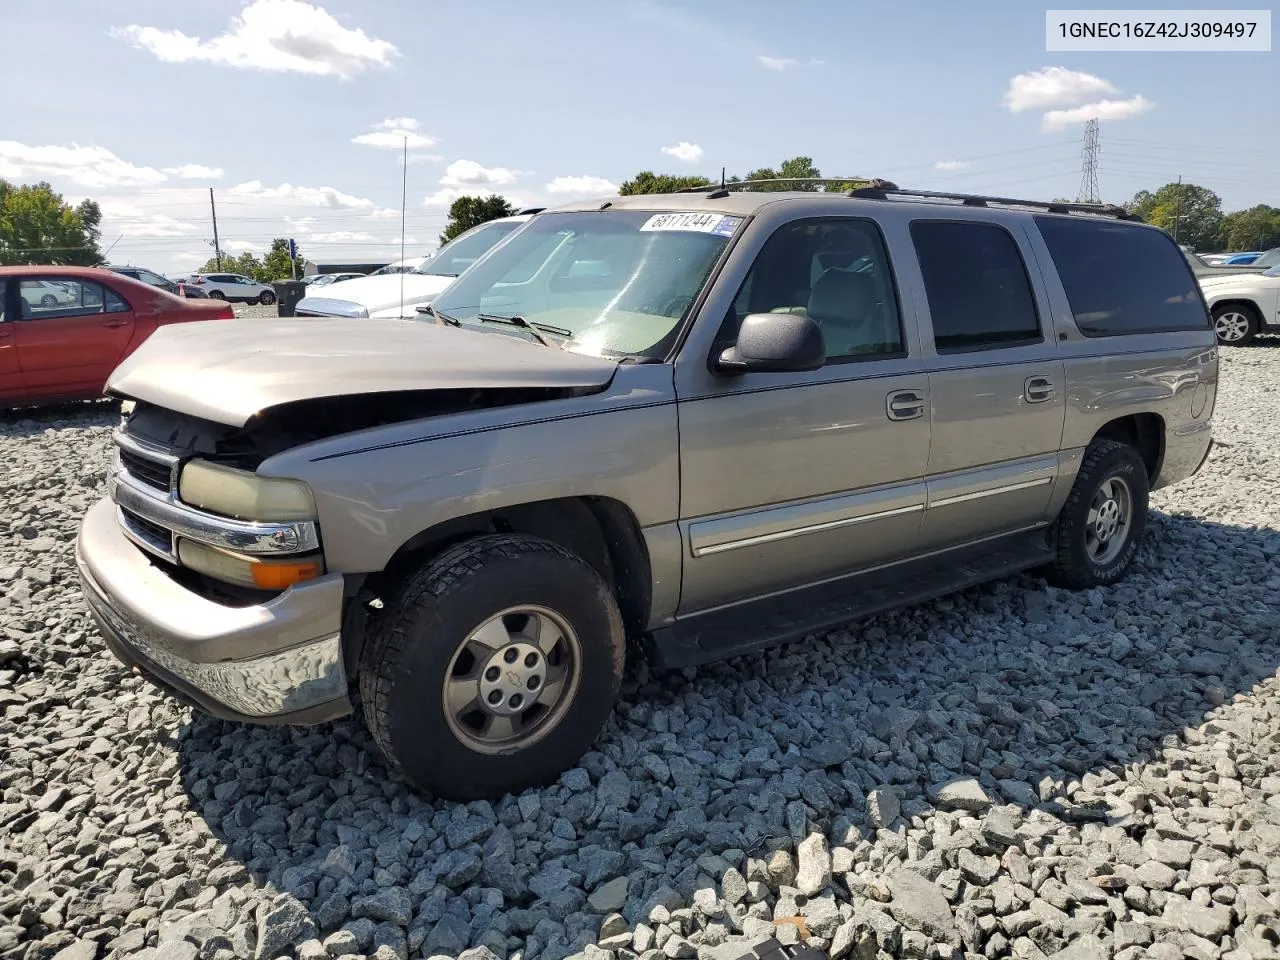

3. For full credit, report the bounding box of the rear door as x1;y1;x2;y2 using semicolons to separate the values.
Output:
904;218;1066;549
0;280;24;400
14;277;136;397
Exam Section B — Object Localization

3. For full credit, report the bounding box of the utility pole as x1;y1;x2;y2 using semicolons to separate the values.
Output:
1076;118;1100;204
1172;175;1183;243
209;187;223;270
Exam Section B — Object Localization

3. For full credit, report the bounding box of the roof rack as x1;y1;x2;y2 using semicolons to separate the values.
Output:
846;185;1143;222
677;177;890;196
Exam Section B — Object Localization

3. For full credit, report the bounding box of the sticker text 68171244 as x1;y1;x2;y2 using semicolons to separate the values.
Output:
639;212;738;234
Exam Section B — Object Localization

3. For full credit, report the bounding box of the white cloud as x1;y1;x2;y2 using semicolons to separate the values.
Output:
933;160;971;171
285;216;318;233
310;230;376;243
367;208;401;219
1003;66;1119;113
1041;95;1154;131
424;187;472;207
164;163;223;179
439;159;519;188
101;200;147;219
407;153;443;165
545;176;619;196
120;215;200;238
110;0;397;79
230;179;373;208
757;55;797;71
661;141;703;164
352;117;437;150
0;141;168;188
224;240;262;253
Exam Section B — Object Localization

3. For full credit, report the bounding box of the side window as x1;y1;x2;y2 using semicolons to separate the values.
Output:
17;279;114;320
727;218;905;361
0;280;6;321
910;221;1041;352
1034;216;1208;336
106;289;130;313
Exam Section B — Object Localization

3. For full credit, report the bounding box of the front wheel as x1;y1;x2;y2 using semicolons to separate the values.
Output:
1044;438;1149;589
1212;304;1258;346
40;294;57;307
259;291;276;305
207;290;227;301
359;534;625;800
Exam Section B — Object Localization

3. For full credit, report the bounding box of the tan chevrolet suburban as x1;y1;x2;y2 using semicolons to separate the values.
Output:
76;182;1217;800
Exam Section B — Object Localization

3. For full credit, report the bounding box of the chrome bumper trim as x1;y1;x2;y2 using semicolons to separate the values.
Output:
109;469;320;555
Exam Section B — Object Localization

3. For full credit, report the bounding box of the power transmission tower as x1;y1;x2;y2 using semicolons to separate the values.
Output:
1076;118;1100;203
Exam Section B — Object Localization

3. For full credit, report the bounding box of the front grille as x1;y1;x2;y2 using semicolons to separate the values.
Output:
119;449;171;491
120;507;173;556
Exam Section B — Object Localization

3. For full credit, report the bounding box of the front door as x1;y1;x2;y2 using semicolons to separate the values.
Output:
904;218;1066;549
674;216;931;614
0;280;24;400
14;277;136;398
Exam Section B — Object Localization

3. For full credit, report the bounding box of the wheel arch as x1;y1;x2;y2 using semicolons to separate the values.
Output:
1092;412;1164;485
350;495;653;668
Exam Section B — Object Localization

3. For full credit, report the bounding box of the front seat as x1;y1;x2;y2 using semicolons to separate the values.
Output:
805;269;880;357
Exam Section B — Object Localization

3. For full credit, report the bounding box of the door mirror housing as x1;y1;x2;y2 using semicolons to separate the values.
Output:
715;312;826;375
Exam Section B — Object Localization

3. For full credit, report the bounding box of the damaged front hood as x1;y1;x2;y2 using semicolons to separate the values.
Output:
107;317;619;427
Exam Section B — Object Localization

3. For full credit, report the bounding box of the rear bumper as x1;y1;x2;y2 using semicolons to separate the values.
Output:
76;497;351;724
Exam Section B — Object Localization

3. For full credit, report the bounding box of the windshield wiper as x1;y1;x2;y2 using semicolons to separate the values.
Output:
415;303;460;326
475;313;569;348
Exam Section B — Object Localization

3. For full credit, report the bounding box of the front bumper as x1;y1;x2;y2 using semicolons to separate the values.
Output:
76;497;352;724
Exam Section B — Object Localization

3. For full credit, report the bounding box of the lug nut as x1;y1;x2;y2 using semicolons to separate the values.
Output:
509;694;523;709
485;666;500;682
527;676;541;690
487;690;502;705
524;652;538;667
504;648;518;664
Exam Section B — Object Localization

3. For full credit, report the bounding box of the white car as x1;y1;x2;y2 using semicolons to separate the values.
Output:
369;256;432;276
20;279;79;308
296;211;540;319
1199;266;1280;345
303;272;366;287
188;273;277;304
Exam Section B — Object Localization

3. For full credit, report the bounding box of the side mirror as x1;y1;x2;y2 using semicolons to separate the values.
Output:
715;312;826;375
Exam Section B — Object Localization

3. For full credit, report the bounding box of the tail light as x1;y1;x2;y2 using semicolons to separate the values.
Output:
192;277;205;284
215;305;235;320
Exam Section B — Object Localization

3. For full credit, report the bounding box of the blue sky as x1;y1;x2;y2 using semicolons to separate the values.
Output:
0;0;1275;272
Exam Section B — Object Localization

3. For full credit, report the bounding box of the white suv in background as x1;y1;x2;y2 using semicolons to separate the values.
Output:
296;210;543;319
189;273;277;304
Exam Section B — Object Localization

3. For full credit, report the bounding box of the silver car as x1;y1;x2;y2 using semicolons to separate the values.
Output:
77;184;1216;799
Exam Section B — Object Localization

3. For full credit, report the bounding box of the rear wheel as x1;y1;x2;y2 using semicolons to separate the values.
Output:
40;294;57;307
1044;438;1149;589
359;534;625;800
1212;303;1258;345
259;291;276;306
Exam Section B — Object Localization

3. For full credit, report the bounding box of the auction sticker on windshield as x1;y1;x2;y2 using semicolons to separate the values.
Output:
640;212;739;234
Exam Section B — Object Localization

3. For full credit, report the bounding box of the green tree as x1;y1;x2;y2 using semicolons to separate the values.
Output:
618;172;713;195
1219;205;1280;252
261;238;302;280
197;250;265;278
1128;182;1224;252
440;194;515;244
0;180;103;266
743;156;824;191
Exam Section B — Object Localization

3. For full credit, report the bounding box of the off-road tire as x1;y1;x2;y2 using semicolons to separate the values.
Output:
1211;303;1259;346
1044;438;1149;589
259;291;276;306
359;534;626;800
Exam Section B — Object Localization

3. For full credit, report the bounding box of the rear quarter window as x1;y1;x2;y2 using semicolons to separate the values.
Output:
1034;216;1209;337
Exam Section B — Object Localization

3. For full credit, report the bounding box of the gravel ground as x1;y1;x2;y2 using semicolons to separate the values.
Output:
232;303;283;321
3;347;1280;960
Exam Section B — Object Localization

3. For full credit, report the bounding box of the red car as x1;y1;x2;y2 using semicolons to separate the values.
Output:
0;266;233;408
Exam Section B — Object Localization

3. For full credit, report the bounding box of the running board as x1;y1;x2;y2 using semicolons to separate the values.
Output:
644;529;1053;669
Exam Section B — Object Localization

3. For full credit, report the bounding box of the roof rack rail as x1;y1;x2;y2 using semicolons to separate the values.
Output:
676;177;891;194
514;206;547;216
846;185;1143;222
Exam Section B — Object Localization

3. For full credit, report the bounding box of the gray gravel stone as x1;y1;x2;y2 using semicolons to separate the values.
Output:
795;834;831;896
866;788;899;829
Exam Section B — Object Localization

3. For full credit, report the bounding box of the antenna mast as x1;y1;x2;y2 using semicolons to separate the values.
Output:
1076;118;1101;204
399;136;408;317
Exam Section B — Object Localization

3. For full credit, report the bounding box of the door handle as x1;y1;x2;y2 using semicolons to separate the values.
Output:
886;389;926;421
101;318;130;328
1024;376;1056;403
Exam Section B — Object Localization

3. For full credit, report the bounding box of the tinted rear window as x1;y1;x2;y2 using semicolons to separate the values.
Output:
1035;217;1208;336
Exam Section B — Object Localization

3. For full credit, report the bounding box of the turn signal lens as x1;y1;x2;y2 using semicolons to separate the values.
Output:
177;540;323;590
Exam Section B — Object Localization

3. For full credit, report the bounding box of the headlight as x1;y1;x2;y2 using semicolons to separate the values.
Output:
178;540;323;590
179;460;316;522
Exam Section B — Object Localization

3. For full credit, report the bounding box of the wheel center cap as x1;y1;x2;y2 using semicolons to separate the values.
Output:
478;642;546;717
